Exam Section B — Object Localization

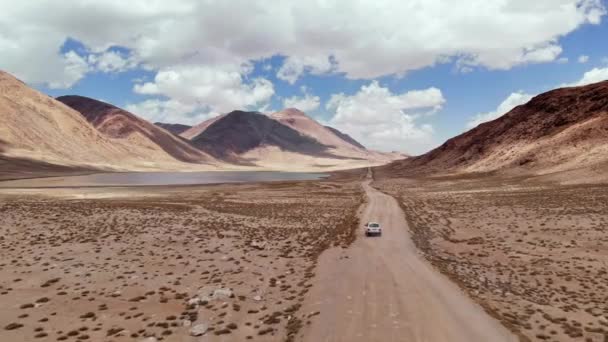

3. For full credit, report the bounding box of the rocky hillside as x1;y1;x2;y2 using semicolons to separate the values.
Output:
190;110;333;162
0;69;403;172
57;95;215;164
154;122;192;135
0;71;166;170
383;80;608;177
324;126;366;149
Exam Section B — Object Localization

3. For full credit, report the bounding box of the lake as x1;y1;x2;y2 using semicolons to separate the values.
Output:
0;171;328;188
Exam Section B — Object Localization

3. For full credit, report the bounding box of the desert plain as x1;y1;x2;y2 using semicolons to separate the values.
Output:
0;170;364;342
1;168;607;342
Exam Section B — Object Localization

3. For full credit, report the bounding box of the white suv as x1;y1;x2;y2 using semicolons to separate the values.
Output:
365;222;382;237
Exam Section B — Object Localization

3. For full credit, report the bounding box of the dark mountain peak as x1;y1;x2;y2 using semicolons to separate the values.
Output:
154;122;192;135
190;110;333;161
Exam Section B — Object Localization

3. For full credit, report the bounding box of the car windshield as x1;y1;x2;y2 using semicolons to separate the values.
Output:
368;223;379;228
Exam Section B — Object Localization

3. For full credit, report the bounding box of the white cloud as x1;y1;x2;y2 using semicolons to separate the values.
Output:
88;50;138;73
129;64;274;124
578;55;590;63
125;99;211;125
283;92;320;112
327;81;444;153
0;0;605;88
467;92;534;128
562;67;608;87
277;56;335;84
44;51;91;89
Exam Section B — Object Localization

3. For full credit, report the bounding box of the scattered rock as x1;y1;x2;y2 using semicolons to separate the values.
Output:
212;288;234;300
253;295;262;301
139;337;158;342
190;323;209;336
250;241;267;250
182;319;192;327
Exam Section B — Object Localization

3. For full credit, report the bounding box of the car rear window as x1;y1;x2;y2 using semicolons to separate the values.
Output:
369;223;379;228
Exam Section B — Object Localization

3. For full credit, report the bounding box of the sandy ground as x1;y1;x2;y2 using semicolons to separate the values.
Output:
298;172;516;342
3;167;606;342
375;174;608;342
0;178;364;342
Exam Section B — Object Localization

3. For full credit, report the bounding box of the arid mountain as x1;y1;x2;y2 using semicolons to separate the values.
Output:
382;80;608;177
0;71;220;171
270;108;404;163
0;69;399;172
324;125;366;149
154;122;192;135
190;110;333;163
271;108;364;151
57;95;215;164
0;71;142;169
181;113;228;140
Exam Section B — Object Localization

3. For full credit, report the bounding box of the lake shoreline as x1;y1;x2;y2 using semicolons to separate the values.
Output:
0;171;329;188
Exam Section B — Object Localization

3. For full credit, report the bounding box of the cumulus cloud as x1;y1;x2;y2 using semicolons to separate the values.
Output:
562;67;608;87
467;92;534;128
276;56;335;84
578;55;590;63
327;81;444;153
88;50;138;73
125;99;208;125
282;90;321;112
0;0;605;88
129;64;274;124
46;51;91;89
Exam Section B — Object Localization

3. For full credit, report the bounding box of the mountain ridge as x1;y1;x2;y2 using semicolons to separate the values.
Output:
56;95;216;164
381;80;608;178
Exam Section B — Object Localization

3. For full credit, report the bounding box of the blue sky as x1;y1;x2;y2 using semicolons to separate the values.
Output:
2;1;607;154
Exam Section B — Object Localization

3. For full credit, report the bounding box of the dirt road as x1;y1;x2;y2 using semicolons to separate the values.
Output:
300;176;517;342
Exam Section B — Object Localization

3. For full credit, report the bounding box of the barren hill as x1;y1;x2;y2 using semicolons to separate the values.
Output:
382;81;608;177
57;95;215;164
181;114;228;140
0;71;145;169
190;110;333;163
270;108;404;163
271;108;365;154
0;70;219;171
324;125;366;149
154;122;192;135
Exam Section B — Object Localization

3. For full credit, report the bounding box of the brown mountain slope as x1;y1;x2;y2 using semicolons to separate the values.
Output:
190;110;334;163
154;122;192;135
270;108;405;163
382;80;608;177
0;70;218;170
57;95;215;164
181;113;228;140
0;71;142;169
271;108;366;154
324;125;366;149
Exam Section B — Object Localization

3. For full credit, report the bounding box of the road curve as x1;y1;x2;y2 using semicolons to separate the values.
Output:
299;175;517;342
